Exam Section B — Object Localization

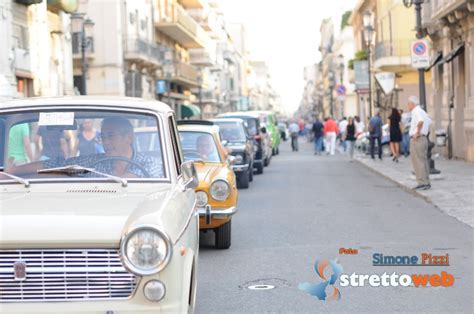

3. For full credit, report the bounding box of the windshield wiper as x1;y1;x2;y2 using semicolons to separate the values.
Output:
37;165;128;187
0;170;30;188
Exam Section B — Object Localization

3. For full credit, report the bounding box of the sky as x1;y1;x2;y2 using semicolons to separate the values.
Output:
216;0;357;115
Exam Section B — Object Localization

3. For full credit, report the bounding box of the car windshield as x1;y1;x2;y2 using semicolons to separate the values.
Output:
179;131;221;163
0;109;166;183
227;117;257;136
214;122;246;143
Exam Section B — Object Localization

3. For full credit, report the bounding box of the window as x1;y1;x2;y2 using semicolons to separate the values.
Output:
167;115;182;174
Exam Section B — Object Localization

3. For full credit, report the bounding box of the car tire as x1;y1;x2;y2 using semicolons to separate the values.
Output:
248;167;253;182
215;220;231;249
276;146;279;155
237;171;249;189
272;147;276;156
256;162;264;174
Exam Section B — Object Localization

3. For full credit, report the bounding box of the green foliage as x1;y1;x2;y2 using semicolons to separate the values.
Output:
341;11;352;30
355;50;368;60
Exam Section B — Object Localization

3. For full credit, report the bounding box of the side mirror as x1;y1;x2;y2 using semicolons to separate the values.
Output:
221;139;228;146
261;127;267;134
226;155;236;166
180;161;198;190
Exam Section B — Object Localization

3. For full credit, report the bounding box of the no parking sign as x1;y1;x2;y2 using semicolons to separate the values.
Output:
411;39;430;68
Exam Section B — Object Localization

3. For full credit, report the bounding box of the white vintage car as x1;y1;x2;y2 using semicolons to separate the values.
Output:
0;96;199;313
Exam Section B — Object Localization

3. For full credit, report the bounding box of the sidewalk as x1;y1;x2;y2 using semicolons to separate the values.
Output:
355;153;474;228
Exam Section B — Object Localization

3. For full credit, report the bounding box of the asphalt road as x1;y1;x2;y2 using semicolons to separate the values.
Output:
196;138;473;313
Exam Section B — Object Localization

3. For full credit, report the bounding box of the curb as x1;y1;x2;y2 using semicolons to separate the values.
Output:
354;158;435;206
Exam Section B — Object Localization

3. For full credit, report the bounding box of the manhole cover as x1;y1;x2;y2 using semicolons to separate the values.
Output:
247;284;275;290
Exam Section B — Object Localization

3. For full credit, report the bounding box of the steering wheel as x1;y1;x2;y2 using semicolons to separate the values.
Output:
91;157;151;178
183;150;204;160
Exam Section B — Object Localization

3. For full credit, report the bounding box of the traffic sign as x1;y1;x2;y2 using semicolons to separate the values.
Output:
411;39;430;68
336;84;346;96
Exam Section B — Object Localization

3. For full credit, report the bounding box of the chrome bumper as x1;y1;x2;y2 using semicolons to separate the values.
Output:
198;205;237;224
232;163;249;172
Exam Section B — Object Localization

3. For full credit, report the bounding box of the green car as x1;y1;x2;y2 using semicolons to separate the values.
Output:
248;111;280;155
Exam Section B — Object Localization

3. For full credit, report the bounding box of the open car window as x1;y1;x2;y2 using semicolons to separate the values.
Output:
0;109;167;183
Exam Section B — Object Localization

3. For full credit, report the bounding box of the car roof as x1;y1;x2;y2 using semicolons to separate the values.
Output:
208;118;244;124
0;96;173;114
178;124;220;134
218;112;260;119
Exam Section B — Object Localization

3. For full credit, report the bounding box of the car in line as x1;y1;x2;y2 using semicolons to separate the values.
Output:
0;96;199;313
247;111;280;155
177;120;238;249
217;112;272;173
208;118;254;189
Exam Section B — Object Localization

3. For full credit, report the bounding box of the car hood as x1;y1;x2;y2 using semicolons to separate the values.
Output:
195;163;223;186
0;184;185;249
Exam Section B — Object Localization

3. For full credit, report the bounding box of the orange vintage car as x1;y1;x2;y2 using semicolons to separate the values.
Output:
177;121;238;249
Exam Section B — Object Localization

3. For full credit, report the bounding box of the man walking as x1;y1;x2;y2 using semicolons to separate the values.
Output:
288;121;299;152
368;110;383;160
323;116;338;155
408;96;431;190
312;118;324;155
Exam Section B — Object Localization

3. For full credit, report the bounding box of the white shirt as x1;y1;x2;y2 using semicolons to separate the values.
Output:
409;106;430;136
355;121;365;134
288;123;299;133
339;120;348;134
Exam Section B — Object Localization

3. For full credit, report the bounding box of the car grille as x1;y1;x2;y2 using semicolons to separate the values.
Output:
0;249;138;302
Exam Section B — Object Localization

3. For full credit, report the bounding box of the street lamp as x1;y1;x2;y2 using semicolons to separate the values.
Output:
337;54;345;118
363;10;375;118
71;13;94;95
328;70;335;117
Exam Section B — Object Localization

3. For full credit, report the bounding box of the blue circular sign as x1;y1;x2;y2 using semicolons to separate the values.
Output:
336;85;346;95
413;42;427;55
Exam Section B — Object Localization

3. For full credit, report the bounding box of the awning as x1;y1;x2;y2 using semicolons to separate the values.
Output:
181;104;201;118
425;51;443;72
439;43;465;65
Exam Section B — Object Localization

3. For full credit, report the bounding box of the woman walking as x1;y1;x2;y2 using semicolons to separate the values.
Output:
388;108;402;162
346;117;357;159
73;119;104;156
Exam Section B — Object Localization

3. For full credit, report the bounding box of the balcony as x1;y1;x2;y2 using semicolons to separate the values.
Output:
155;3;208;49
189;47;216;66
123;38;163;67
374;40;412;72
192;89;218;104
178;0;205;9
171;62;199;87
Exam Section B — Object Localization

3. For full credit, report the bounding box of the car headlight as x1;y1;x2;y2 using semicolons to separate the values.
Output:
121;226;172;275
233;154;244;164
196;191;208;207
210;179;230;201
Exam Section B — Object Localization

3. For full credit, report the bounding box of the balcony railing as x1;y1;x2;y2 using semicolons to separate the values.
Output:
374;40;412;60
124;38;163;66
155;3;208;48
174;61;199;86
189;48;216;66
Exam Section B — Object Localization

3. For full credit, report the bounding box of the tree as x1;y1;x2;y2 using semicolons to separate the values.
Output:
341;11;352;30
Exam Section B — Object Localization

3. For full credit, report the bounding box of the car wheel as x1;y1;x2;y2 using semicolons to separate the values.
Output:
248;167;253;182
256;162;264;174
276;146;279;155
237;171;249;189
215;220;231;249
272;147;276;156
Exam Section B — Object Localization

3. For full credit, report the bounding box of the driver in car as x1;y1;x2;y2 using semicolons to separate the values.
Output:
7;117;163;178
196;135;219;161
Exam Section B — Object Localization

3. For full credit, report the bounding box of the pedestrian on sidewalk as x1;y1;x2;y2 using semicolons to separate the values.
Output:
346;117;356;159
368;110;383;160
401;109;411;157
312;118;324;155
338;117;348;152
388;108;402;162
288;121;299;152
407;96;431;190
323;116;338;155
354;116;365;137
